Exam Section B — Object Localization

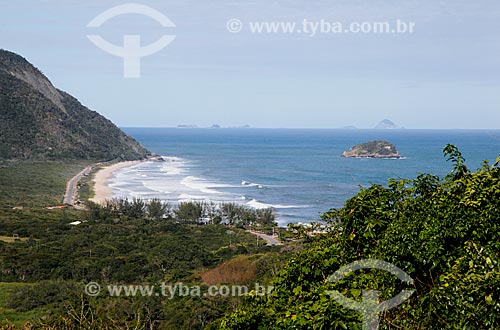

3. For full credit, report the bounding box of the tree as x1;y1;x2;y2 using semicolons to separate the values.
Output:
146;198;168;221
256;208;276;227
175;202;203;223
216;145;500;329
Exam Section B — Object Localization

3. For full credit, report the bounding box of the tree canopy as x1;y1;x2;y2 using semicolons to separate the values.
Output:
216;145;500;329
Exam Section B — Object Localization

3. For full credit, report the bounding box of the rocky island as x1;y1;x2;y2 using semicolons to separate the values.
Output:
374;119;403;129
342;140;402;158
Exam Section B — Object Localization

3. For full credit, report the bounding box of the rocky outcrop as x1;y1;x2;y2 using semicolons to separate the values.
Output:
374;119;402;129
342;140;402;158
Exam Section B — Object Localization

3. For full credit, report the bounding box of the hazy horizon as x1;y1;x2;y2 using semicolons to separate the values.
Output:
120;125;500;130
1;1;499;129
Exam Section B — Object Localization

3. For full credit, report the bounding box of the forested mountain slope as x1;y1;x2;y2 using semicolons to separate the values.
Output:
0;50;150;160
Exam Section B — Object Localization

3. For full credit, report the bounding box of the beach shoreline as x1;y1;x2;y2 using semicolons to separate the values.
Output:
89;160;142;204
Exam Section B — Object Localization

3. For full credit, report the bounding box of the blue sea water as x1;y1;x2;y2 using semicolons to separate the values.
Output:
112;128;500;225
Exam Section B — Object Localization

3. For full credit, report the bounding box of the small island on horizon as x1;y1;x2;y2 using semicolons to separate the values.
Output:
342;140;402;158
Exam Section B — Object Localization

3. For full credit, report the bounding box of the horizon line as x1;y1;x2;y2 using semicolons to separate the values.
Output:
120;126;500;130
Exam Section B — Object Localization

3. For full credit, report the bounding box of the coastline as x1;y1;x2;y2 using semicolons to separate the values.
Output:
89;160;142;204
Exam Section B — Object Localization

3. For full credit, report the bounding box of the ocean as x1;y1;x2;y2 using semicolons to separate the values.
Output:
110;128;500;225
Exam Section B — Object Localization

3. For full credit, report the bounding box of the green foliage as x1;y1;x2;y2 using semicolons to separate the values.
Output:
5;281;79;312
26;294;154;330
0;157;285;328
0;49;150;161
86;198;277;228
0;161;90;207
343;140;400;158
176;201;204;223
217;145;500;329
147;198;168;221
219;202;276;227
255;208;276;227
443;143;469;180
0;218;261;284
0;206;283;328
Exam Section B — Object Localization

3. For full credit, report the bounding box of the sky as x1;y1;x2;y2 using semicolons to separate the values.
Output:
1;0;499;129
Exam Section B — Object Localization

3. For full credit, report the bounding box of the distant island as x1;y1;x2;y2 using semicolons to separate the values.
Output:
374;119;403;129
339;119;403;130
177;124;251;129
342;140;402;158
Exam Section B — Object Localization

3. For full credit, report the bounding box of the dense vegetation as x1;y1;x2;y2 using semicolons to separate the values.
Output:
0;161;288;329
342;140;400;158
216;145;500;329
87;199;277;228
0;207;284;328
0;161;89;207
0;49;150;161
3;145;499;329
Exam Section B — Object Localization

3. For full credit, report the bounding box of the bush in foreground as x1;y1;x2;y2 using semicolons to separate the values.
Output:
215;145;500;329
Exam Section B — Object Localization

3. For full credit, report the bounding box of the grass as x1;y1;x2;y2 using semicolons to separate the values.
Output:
201;254;260;285
0;282;48;327
0;236;28;243
0;161;84;325
77;168;97;202
0;160;90;207
0;160;89;239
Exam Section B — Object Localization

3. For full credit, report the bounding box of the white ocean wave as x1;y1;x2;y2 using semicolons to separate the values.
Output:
246;199;270;209
141;181;172;194
160;156;189;175
241;180;264;188
105;156;308;225
181;176;239;194
178;193;210;201
178;194;236;204
181;176;222;194
246;199;307;210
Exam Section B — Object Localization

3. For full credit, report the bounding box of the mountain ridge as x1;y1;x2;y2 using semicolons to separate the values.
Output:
0;49;151;160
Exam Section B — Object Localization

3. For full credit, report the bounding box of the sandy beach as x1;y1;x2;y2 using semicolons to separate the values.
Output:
90;160;142;204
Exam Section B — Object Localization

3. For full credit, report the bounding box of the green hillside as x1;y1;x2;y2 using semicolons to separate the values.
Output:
216;145;500;329
0;50;150;161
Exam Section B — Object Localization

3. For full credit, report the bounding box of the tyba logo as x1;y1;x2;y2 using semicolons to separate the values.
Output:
327;259;415;330
87;3;176;78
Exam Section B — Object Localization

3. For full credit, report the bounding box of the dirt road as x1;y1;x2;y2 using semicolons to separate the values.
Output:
63;165;92;205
